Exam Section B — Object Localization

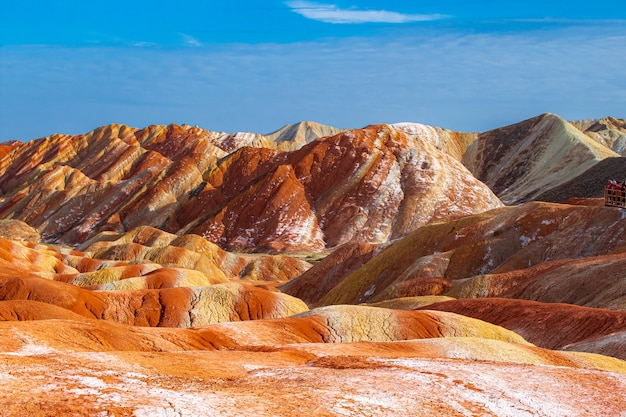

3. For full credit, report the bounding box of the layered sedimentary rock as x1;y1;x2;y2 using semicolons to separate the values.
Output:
465;113;618;204
421;298;626;357
0;123;502;251
449;252;626;309
284;202;626;308
279;241;382;306
1;116;626;416
379;116;626;206
573;116;626;155
0;305;529;352
176;124;503;251
80;226;311;282
0;233;310;327
0;275;307;327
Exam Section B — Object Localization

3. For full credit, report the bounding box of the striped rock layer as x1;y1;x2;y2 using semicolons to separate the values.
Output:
285;202;626;308
0;306;624;417
465;113;618;204
0;123;502;251
1;115;626;416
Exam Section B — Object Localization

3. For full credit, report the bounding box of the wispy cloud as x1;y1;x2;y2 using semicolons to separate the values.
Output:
179;33;203;47
286;1;446;24
2;25;625;141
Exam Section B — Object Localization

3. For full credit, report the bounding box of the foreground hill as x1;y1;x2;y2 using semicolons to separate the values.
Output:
1;316;625;416
1;306;625;416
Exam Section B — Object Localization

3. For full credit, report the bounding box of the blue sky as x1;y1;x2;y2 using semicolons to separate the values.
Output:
1;1;625;141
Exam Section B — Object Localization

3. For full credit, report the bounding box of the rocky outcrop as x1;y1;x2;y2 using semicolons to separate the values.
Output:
80;226;311;282
291;305;528;344
0;275;307;327
179;124;502;251
449;252;626;310
0;233;310;327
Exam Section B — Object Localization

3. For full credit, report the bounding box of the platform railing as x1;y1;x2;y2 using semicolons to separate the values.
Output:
605;187;626;208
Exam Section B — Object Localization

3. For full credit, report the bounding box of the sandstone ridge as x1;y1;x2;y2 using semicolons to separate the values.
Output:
1;115;626;416
0;123;503;251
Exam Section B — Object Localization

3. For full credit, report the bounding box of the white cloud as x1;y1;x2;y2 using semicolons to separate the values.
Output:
179;33;203;47
286;1;446;24
1;25;625;141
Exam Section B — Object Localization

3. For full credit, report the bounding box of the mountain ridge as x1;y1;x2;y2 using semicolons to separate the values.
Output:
0;113;625;416
0;122;503;250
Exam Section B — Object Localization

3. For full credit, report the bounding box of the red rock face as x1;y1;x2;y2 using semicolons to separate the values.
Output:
421;298;626;357
183;125;502;251
279;241;381;306
0;123;502;251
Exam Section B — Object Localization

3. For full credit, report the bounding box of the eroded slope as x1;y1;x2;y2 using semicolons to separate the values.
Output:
0;124;502;252
465;113;617;204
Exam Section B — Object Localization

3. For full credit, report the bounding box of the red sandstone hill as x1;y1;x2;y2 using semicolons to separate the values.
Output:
0;123;502;251
419;298;626;359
